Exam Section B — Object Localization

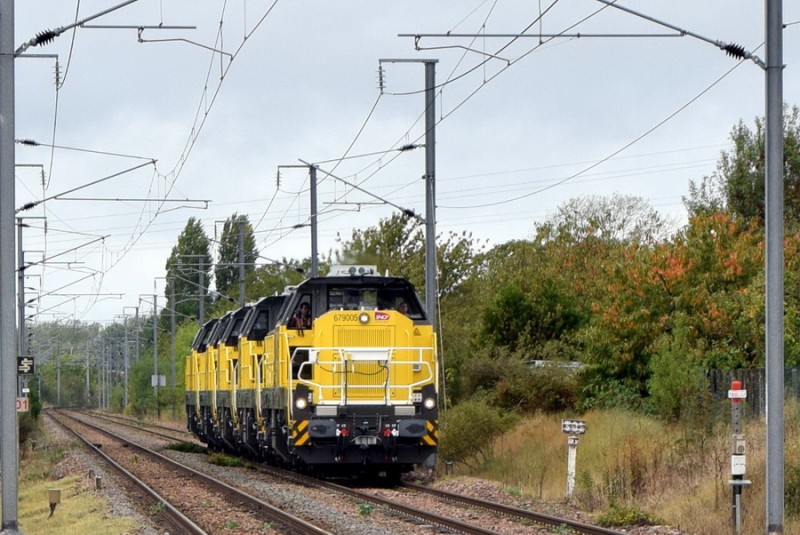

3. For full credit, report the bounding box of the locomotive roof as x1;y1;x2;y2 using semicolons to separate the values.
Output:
297;273;416;289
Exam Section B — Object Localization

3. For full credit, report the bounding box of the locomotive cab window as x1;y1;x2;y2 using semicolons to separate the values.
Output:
291;348;312;380
327;287;378;310
251;310;270;338
327;285;424;319
287;294;313;329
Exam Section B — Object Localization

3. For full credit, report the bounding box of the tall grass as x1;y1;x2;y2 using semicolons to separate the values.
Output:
16;427;139;534
19;475;138;535
453;403;800;535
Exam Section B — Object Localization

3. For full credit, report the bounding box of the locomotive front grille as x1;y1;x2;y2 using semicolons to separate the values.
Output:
335;327;392;402
334;326;392;347
344;360;388;401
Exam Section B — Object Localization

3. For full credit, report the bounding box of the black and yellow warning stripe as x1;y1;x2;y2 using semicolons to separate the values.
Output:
292;419;310;446
422;419;438;446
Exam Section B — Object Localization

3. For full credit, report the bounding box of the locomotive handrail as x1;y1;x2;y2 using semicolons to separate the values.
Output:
292;346;435;406
255;355;262;416
193;359;201;417
210;349;218;420
231;359;239;424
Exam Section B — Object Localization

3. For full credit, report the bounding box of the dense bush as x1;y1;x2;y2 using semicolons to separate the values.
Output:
18;412;38;446
438;399;518;470
460;345;579;413
493;366;577;413
646;329;712;421
787;463;800;518
28;390;42;419
596;504;664;527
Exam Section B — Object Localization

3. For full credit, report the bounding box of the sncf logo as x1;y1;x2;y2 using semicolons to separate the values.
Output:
375;312;390;321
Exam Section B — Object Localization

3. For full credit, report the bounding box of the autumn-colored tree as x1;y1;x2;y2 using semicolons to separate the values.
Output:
577;210;765;410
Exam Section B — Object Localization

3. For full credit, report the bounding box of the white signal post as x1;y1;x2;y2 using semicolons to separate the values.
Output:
728;380;751;534
561;419;586;499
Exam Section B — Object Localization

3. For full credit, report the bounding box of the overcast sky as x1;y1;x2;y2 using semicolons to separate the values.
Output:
12;1;800;324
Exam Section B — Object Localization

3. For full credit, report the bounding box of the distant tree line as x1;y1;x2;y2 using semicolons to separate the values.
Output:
29;106;800;428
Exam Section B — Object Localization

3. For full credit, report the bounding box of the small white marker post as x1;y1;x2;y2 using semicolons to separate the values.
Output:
561;419;586;499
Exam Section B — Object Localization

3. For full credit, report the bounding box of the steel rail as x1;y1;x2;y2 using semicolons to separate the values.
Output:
81;409;196;443
54;409;333;535
404;482;627;535
255;464;501;535
45;409;207;535
318;479;499;534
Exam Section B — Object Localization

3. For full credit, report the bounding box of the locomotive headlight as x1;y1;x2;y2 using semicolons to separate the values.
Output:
423;397;436;410
295;397;308;410
358;312;370;324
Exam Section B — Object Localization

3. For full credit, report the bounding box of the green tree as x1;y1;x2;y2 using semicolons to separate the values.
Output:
248;260;307;298
647;321;714;422
685;105;800;223
480;281;583;352
215;213;258;298
335;211;484;298
544;193;671;244
336;212;424;285
165;217;213;324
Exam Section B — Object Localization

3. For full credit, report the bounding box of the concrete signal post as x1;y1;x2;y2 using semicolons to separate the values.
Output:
561;419;587;499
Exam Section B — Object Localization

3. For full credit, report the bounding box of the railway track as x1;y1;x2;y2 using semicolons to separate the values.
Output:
252;461;626;535
403;482;625;535
48;408;332;534
46;409;207;535
81;409;197;443
68;409;627;535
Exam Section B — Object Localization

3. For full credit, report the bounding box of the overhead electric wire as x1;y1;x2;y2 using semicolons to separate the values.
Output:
103;0;281;287
444;46;758;209
16;160;156;212
45;0;82;191
299;0;578;235
317;0;575;209
343;0;759;216
59;0;281;320
253;91;382;252
23;2;763;321
264;1;605;255
253;0;538;255
17;139;154;161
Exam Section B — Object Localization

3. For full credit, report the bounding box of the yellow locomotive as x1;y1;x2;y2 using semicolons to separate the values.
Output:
185;266;439;481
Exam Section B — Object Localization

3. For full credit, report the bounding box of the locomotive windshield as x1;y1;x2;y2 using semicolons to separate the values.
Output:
191;319;217;351
326;285;423;319
241;294;288;339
